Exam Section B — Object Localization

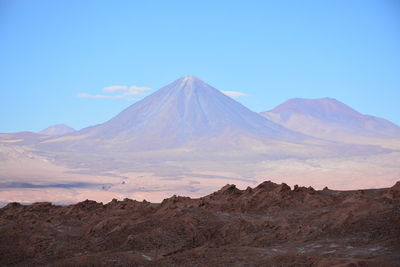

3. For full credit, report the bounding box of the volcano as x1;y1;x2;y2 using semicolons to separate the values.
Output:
40;77;308;152
2;77;398;205
261;98;400;145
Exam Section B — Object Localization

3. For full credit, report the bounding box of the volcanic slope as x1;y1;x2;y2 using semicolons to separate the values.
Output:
261;98;400;148
1;180;399;266
39;77;311;152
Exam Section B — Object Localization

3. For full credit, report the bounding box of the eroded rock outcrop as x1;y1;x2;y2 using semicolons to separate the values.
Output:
1;180;399;266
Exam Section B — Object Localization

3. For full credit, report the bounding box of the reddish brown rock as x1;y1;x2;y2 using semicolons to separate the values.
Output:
0;180;399;266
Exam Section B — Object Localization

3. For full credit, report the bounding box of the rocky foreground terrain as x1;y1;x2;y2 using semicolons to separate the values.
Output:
1;181;399;267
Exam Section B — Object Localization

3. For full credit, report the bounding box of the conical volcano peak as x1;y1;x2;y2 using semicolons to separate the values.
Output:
181;76;199;81
45;76;308;151
175;76;207;90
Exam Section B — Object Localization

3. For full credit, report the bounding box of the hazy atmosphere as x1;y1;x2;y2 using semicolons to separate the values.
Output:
1;1;400;266
1;0;400;200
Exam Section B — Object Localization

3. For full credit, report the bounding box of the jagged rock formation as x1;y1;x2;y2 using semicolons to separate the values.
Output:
1;181;399;266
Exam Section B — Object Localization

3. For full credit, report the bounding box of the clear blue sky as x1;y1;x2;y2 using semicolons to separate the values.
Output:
1;0;399;132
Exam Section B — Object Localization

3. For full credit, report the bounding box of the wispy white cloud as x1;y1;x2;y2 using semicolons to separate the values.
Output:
77;85;152;100
221;90;247;98
123;85;152;96
76;93;124;99
101;85;128;93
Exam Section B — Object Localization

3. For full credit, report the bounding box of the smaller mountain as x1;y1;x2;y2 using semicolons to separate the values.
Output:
261;98;400;146
39;124;75;136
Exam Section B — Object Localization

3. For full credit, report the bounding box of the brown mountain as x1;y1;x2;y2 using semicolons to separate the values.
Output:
1;180;399;266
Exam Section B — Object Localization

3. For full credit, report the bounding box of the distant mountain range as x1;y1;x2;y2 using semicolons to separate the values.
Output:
0;124;75;145
1;76;399;204
33;76;400;156
1;76;398;155
4;77;399;151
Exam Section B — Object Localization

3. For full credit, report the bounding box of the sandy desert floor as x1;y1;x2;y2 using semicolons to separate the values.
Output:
1;142;399;205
